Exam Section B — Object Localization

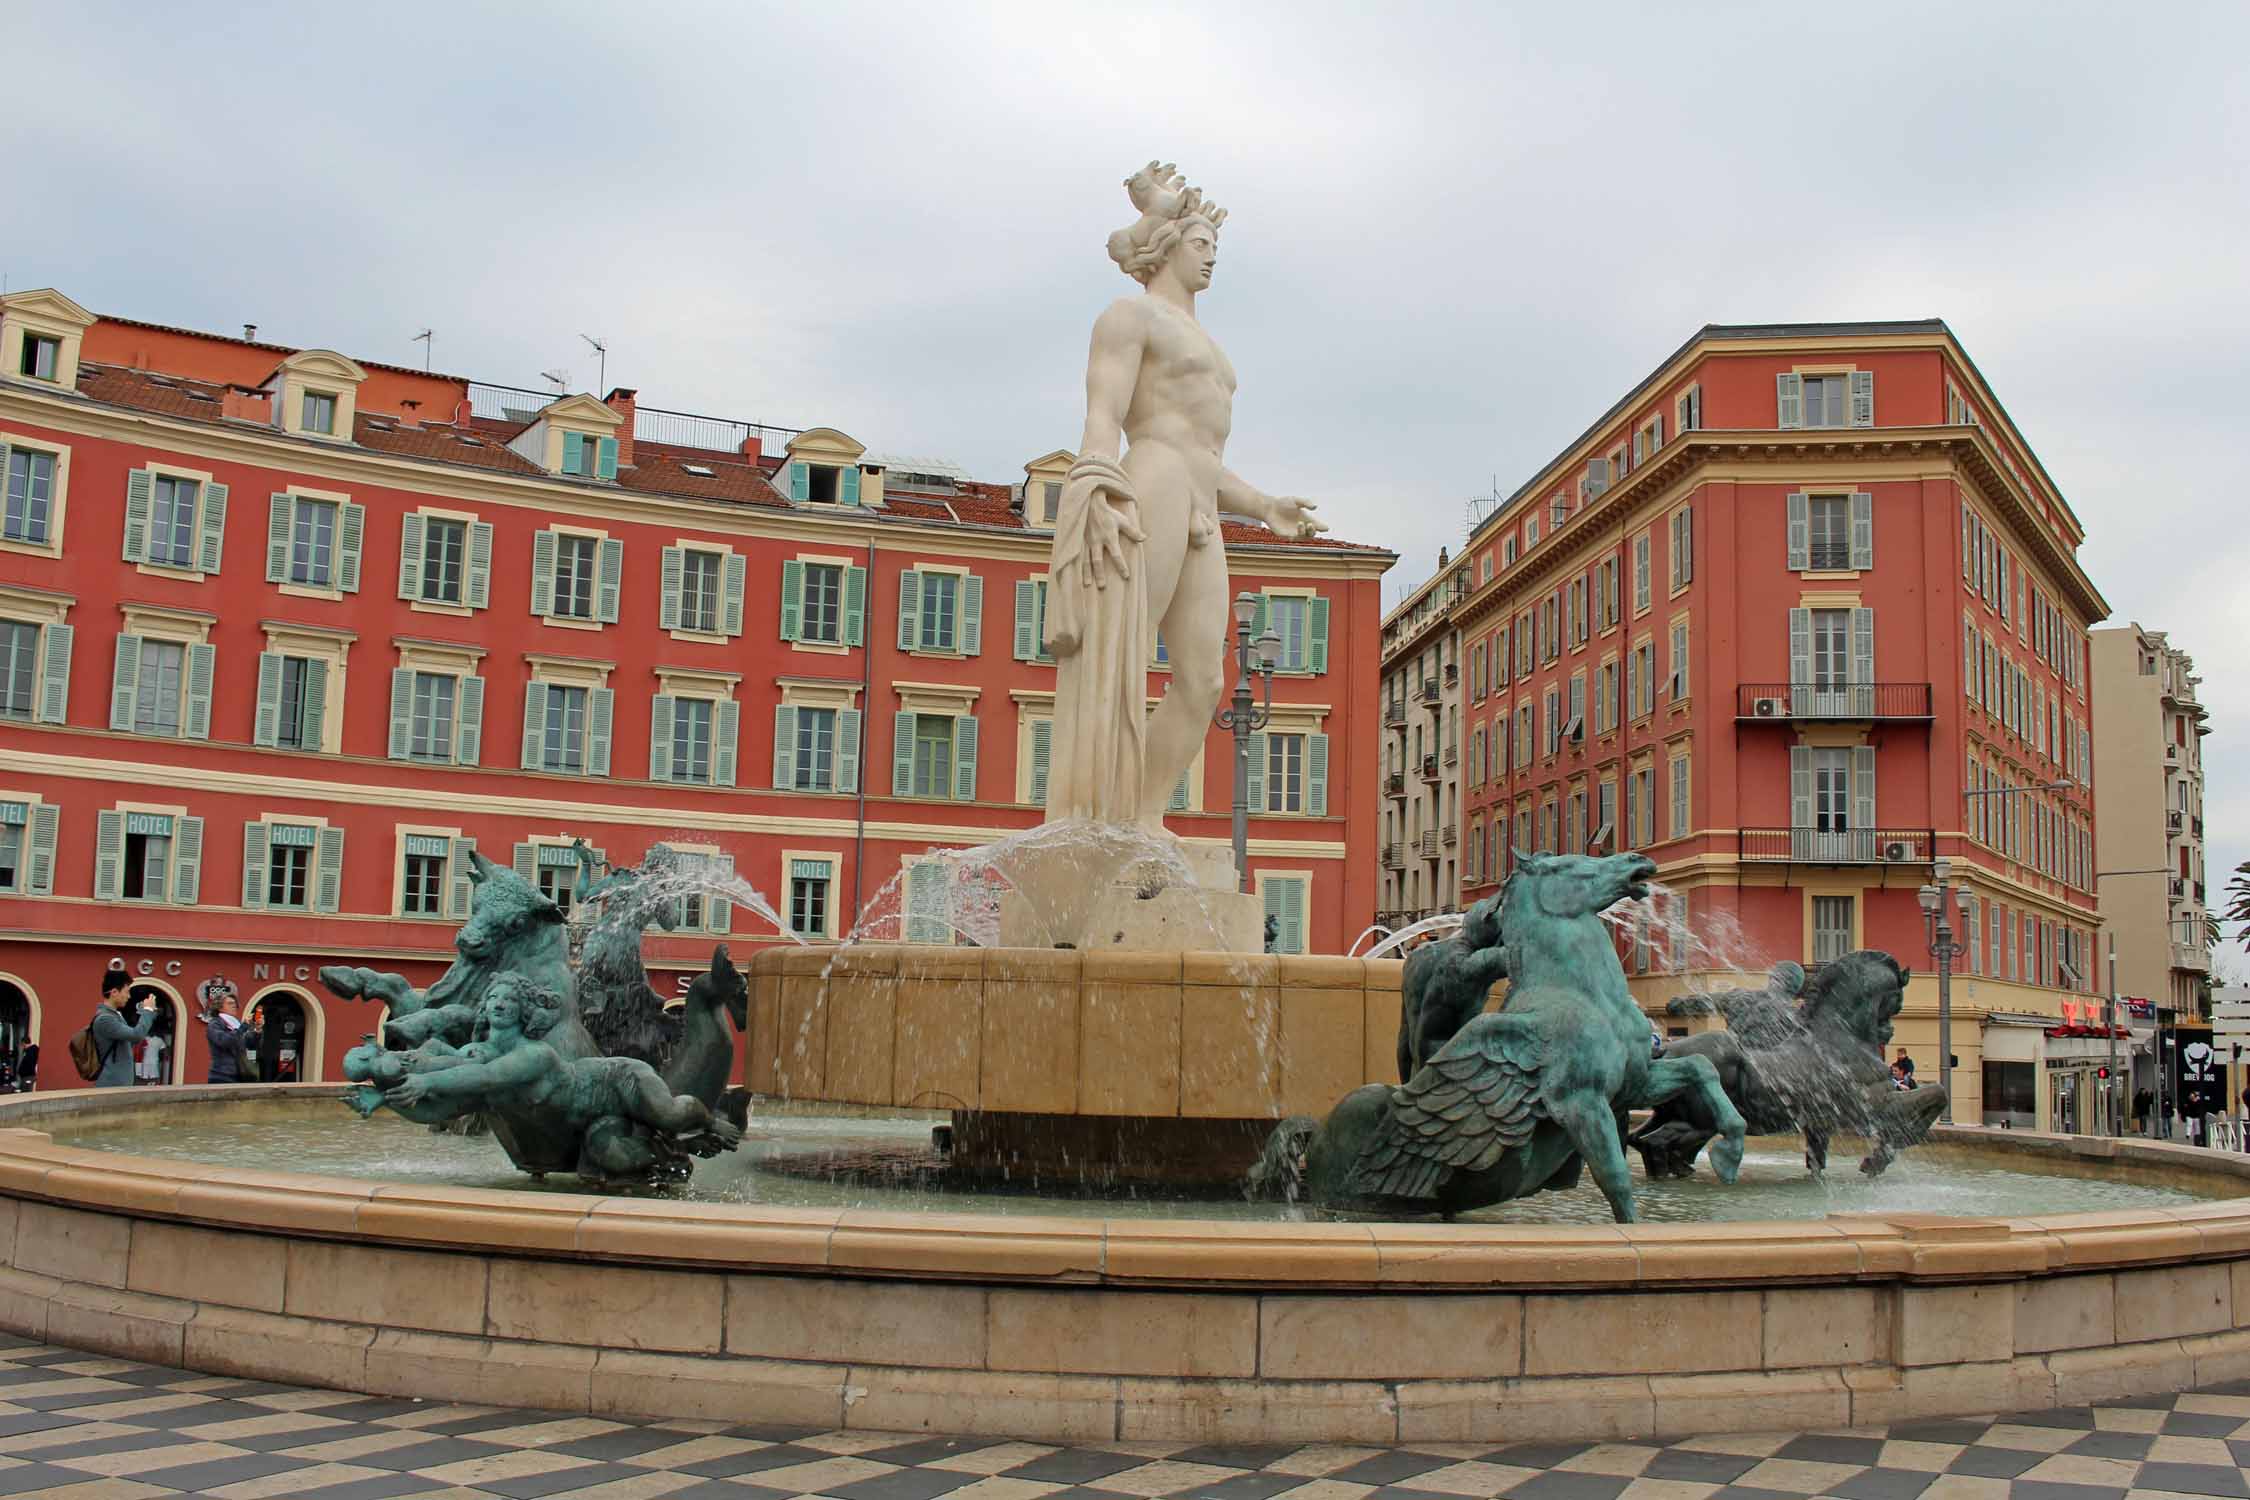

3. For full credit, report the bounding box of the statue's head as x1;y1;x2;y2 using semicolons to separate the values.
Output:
1458;894;1502;950
640;842;680;878
476;973;566;1041
1799;950;1910;1048
1108;160;1227;289
1500;850;1657;928
455;850;565;961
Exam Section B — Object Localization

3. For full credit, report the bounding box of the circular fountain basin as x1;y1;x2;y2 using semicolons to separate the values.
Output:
5;1086;2250;1445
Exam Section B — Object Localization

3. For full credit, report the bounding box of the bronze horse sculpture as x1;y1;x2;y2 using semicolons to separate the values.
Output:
1251;851;1746;1223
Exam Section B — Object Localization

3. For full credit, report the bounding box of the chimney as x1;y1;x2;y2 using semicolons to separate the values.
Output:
603;387;638;467
242;323;258;342
221;388;272;423
1438;546;1449;567
399;398;422;429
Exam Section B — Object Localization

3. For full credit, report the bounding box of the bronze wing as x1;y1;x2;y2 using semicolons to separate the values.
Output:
1348;1012;1546;1200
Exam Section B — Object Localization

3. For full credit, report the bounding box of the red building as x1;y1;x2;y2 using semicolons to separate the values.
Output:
0;288;1391;1086
1437;320;2107;1123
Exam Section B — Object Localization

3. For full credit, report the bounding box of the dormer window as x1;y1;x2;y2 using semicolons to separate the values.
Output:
561;431;616;479
271;349;365;442
0;289;94;391
807;464;840;503
781;429;874;509
18;336;58;383
301;390;337;435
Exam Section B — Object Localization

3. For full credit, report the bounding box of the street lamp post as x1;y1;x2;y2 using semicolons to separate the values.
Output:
1918;859;1971;1123
1215;592;1280;894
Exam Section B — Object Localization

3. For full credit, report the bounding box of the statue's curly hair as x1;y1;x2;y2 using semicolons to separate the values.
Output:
476;972;567;1040
1106;162;1227;285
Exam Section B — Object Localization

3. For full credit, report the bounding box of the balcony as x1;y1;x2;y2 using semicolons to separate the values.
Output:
2169;877;2186;901
1383;700;1407;728
1443;741;1459;767
2165;743;2182;766
1381;842;1404;870
1418;830;1441;859
2168;810;2185;836
2174;942;2212;973
1385;771;1406;799
2195;815;2205;838
1442;822;1458;847
1420;755;1441;783
1444;663;1460;688
1736;683;1934;721
1419;678;1442;706
1738;828;1940;865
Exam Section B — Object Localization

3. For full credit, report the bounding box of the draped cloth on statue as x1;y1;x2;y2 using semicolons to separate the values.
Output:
1043;455;1148;823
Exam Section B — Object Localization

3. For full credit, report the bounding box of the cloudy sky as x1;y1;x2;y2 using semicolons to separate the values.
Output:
16;2;2250;942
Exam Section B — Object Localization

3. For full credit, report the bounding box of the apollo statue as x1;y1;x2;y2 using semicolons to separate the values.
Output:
1043;162;1328;834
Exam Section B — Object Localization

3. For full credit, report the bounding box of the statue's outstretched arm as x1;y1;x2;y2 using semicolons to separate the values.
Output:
1464;946;1511;988
1218;467;1327;539
388;1043;547;1106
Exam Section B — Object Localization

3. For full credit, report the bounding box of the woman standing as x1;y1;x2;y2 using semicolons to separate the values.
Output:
205;991;261;1084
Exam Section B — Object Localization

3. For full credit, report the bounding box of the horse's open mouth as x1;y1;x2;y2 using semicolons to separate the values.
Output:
1624;881;1651;903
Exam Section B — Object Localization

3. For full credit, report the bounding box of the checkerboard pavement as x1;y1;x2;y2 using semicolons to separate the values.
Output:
0;1336;2245;1500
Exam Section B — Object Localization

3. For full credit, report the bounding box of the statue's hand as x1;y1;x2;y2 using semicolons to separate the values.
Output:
1088;494;1146;584
387;1074;433;1108
1265;495;1328;540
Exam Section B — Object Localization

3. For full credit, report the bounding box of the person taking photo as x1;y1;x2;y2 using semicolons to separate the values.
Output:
91;971;157;1089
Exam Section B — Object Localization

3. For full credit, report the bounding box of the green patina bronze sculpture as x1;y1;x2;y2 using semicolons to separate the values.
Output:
569;839;682;1065
1396;897;1508;1081
1628;950;1947;1180
1250;851;1745;1222
325;845;746;1185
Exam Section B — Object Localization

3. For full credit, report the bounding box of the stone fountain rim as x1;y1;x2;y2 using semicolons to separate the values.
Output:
5;1085;2247;1292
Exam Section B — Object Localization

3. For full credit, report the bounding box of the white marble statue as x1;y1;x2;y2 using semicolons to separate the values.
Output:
1044;162;1328;833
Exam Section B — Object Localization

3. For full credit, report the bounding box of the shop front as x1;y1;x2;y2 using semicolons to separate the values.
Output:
1980;1005;2137;1134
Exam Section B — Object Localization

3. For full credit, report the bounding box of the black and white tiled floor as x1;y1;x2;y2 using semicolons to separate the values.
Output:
0;1337;2244;1499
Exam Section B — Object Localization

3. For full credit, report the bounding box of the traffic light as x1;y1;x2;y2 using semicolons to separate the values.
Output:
2097;1066;2111;1080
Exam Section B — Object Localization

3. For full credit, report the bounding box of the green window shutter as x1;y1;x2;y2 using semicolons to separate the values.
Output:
241;821;268;908
660;546;685;631
172;816;204;906
1246;732;1267;810
843;566;867;646
961;574;983;656
723;552;746;636
94;809;125;901
1261;880;1285;952
467;521;494;608
953;713;979;801
397;513;426;600
1849;370;1875;427
520;682;549;770
1789;747;1812;831
122;470;153;563
337;502;364;592
254;652;283;747
717;700;742;787
530;530;557;617
788;460;809;502
596;538;624;623
35;622;70;724
1852;745;1877;830
1776;372;1803;430
595;436;619;481
448;837;477;920
24;804;58;896
1786;491;1809;570
1168;766;1189;812
1252;593;1270;640
108;635;142;731
265;493;295;582
562;432;585;475
512;841;536;882
457;675;484;764
897;569;921;650
772;704;798;789
709;854;733;932
587;687;614;776
196;482;227;574
1307;732;1330;816
1013;580;1037;660
1282;878;1306;954
1309;596;1331;674
1851;607;1875;687
649;695;677;782
1030;719;1053;806
1788;609;1811;698
387;668;414;759
841;466;861;506
183;643;215;740
891;710;916;795
303;659;328;748
317;827;346;908
778;559;803;640
834;707;858;793
1849;490;1874;570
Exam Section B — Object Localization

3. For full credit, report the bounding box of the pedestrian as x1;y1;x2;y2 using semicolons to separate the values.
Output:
135;1030;166;1086
2133;1087;2152;1132
204;991;260;1084
14;1042;36;1093
1893;1048;1915;1085
90;972;156;1089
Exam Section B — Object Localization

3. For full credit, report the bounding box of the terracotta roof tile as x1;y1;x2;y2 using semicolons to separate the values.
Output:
355;416;545;476
877;497;954;522
617;449;788;509
74;363;232;421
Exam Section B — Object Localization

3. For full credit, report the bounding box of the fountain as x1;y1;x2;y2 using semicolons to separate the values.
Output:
0;162;2246;1446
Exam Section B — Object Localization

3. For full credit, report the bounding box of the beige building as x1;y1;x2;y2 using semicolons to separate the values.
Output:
1377;552;1469;928
2093;623;2211;1018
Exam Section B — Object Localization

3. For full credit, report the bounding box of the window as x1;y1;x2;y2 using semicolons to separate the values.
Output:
912;714;955;797
1669;506;1693;587
265;823;316;908
1677;385;1702;432
789;858;833;940
918;572;958;652
1670;754;1690;837
1261;875;1309;955
18;335;59;382
421;517;466;604
122;813;174;902
290;498;337;586
0;621;34;719
1269;596;1312;672
552;534;598;619
301;390;337;435
1668;620;1689;699
1631;640;1655;717
1266;732;1306;813
565;434;599;477
793;706;837;791
1807;495;1850;570
1810;609;1851;689
679;550;723;633
1813;895;1854;964
4;448;55;544
799;563;843;643
1632;533;1651;612
134;640;186;737
540;685;589;773
402;838;447;917
273;656;313;750
536;853;576;916
148;476;199;568
0;807;21;893
1801;375;1848;429
407;672;457;762
670;697;715;784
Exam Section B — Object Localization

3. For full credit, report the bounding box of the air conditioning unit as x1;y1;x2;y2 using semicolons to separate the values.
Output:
1881;839;1920;862
1753;697;1787;718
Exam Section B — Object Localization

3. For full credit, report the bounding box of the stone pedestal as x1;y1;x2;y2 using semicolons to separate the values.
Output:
997;836;1262;952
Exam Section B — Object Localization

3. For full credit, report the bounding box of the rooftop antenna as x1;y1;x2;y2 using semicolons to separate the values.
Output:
411;329;432;372
540;368;570;395
579;334;607;394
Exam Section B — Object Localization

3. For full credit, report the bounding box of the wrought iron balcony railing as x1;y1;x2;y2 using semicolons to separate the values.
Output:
1737;828;1939;865
1735;683;1934;721
1385;771;1406;799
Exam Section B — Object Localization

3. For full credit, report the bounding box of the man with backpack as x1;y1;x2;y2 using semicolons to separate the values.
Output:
72;970;157;1088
